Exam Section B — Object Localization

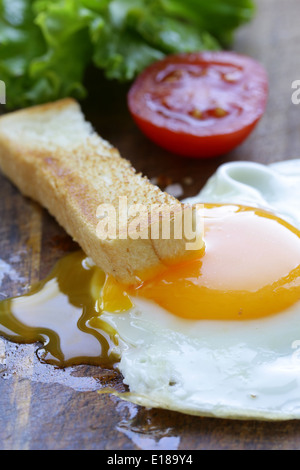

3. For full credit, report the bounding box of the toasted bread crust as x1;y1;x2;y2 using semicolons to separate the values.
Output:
0;99;195;284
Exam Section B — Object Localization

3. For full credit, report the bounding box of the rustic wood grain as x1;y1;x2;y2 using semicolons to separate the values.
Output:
1;0;300;450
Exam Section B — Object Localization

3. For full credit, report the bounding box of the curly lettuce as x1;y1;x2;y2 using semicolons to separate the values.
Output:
0;0;255;109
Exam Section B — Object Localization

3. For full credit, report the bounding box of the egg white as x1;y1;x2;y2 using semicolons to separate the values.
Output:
99;160;300;420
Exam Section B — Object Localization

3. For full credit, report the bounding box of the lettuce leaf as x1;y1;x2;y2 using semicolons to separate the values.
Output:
0;0;255;109
0;0;47;108
159;0;256;44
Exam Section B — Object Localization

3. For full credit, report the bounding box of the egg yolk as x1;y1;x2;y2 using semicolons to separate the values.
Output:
102;204;300;321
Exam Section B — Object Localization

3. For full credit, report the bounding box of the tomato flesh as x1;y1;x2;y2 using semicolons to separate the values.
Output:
128;52;268;158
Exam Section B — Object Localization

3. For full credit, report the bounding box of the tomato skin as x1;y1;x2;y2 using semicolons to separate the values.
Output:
131;112;260;158
128;52;268;159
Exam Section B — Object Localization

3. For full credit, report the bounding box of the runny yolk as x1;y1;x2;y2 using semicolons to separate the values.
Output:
102;204;300;321
2;203;300;369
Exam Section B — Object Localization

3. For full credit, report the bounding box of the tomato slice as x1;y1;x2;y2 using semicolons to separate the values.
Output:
127;52;268;158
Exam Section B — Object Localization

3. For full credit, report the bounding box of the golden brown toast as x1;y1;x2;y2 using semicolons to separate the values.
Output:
0;99;200;284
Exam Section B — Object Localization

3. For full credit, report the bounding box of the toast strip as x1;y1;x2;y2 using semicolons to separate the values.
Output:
0;99;198;284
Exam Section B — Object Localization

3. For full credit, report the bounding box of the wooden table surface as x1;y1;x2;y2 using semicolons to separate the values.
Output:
1;0;300;450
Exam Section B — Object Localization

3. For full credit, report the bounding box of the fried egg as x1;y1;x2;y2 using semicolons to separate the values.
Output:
2;160;300;420
101;159;300;420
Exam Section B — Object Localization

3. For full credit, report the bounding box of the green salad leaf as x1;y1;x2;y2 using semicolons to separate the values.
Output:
0;0;255;109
